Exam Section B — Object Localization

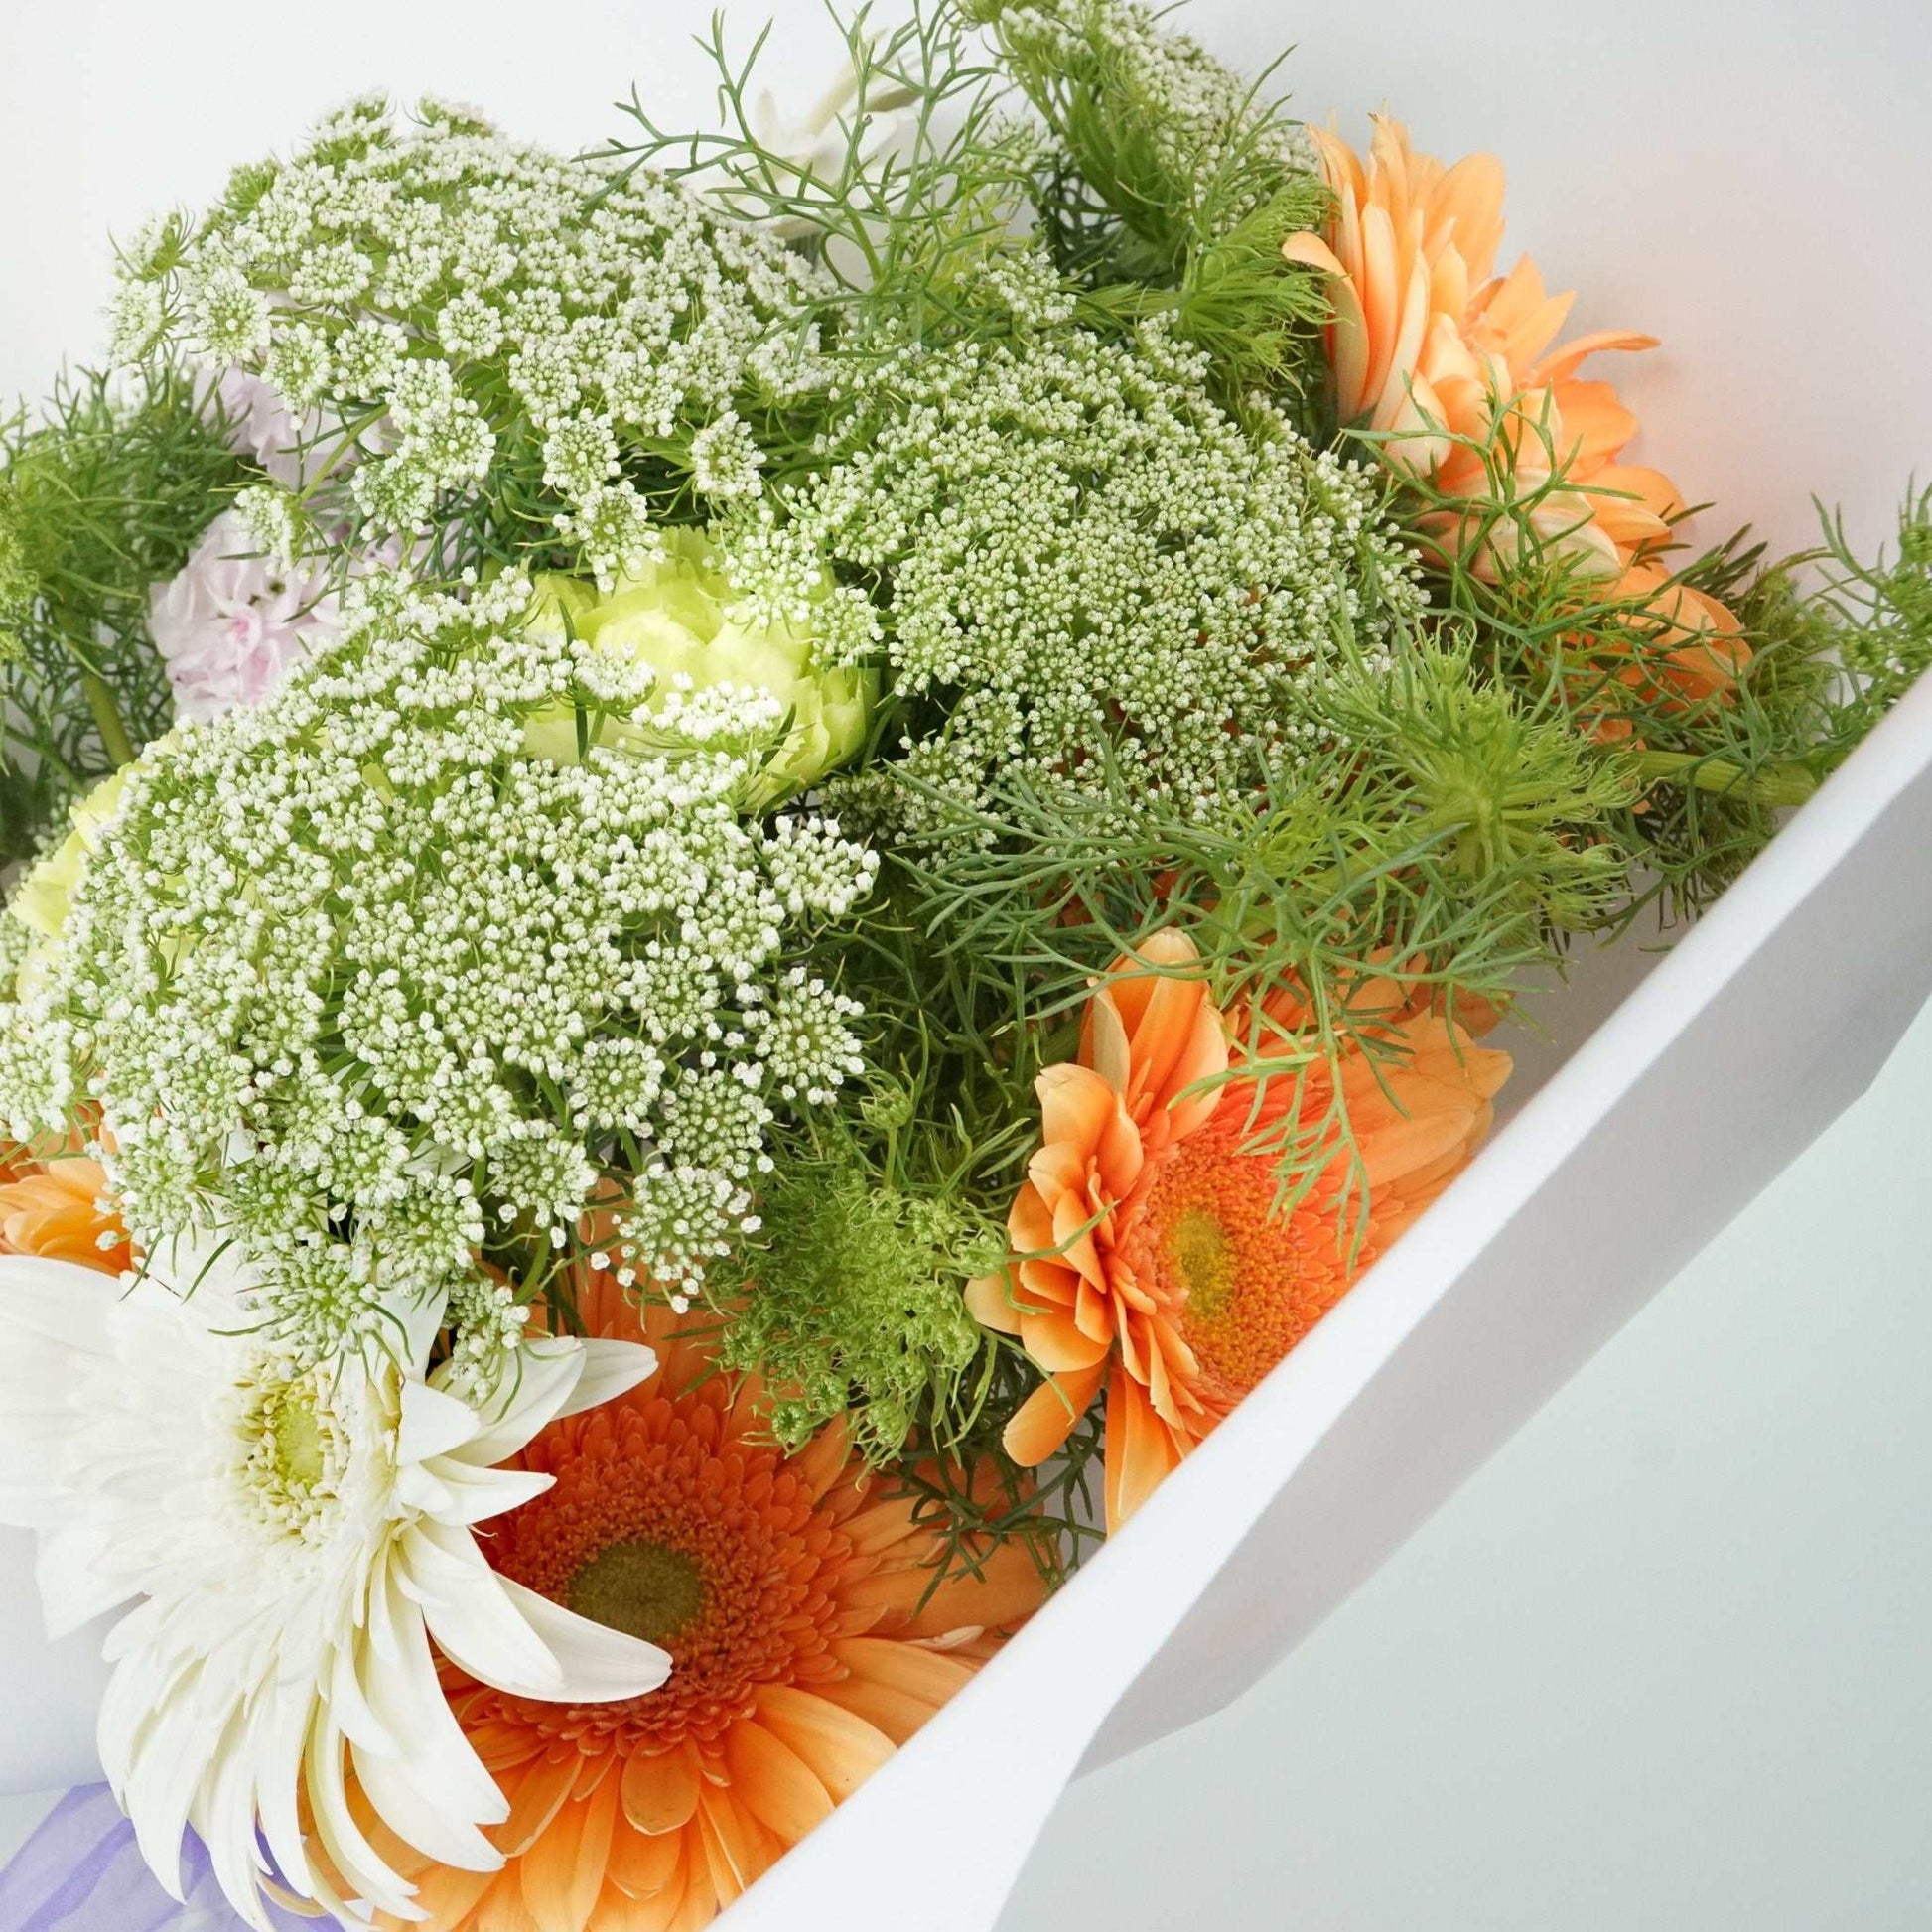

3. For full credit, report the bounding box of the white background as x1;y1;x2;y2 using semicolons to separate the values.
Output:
3;1;1930;1926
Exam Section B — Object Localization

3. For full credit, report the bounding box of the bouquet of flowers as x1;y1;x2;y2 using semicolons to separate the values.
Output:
0;3;1926;1928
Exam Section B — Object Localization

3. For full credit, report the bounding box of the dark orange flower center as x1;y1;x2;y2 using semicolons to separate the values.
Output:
1129;1117;1374;1409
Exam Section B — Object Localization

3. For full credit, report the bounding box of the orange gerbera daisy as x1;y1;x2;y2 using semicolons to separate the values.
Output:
369;1270;1045;1932
970;931;1510;1527
0;1152;132;1273
1283;115;1744;704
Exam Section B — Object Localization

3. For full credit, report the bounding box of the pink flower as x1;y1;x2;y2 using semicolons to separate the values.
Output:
209;367;312;488
148;509;341;722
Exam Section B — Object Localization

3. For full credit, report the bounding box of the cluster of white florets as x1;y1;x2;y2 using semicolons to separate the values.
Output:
0;570;877;1357
112;94;834;584
796;320;1421;840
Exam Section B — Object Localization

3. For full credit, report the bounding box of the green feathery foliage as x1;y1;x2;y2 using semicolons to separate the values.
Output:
0;363;243;862
611;0;1333;411
711;1066;1006;1467
970;0;1334;410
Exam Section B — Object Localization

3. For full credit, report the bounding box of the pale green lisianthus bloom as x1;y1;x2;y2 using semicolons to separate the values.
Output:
13;767;132;944
526;529;877;809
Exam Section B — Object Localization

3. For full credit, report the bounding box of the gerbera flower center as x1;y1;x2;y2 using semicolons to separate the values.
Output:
1168;1205;1238;1318
565;1538;707;1645
474;1389;858;1755
1130;1120;1375;1410
234;1361;348;1540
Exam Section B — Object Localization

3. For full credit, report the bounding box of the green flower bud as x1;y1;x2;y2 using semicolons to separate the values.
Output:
525;529;877;810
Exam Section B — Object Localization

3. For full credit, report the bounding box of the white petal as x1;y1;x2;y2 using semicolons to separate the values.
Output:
365;1564;507;1830
445;1343;585;1467
195;1703;279;1932
0;1254;121;1351
35;1523;133;1637
389;1288;449;1378
400;1520;564;1699
493;1576;671;1702
252;1676;320;1906
327;1624;397;1759
303;1706;415;1918
124;1655;233;1901
397;1378;483;1466
355;1734;502;1874
552;1338;657;1420
392;1461;457;1518
420;1459;554;1527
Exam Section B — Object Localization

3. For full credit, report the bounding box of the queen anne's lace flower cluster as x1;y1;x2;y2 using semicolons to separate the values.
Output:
797;321;1422;840
114;95;833;586
0;572;875;1357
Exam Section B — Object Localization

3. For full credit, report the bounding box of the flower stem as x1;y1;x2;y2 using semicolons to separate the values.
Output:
81;672;136;768
1630;749;1819;810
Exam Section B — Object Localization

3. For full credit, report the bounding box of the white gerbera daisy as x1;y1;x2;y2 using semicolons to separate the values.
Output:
0;1237;671;1931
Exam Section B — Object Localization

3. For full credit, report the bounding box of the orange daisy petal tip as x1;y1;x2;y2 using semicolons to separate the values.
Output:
0;1154;133;1274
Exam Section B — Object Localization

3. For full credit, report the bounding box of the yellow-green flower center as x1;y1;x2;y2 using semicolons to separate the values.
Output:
1168;1205;1237;1319
566;1539;707;1645
236;1365;347;1539
1129;1122;1375;1408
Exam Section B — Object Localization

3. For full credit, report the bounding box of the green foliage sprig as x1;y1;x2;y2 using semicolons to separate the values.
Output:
0;362;244;861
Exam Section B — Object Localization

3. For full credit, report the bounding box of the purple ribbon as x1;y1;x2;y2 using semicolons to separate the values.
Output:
0;1786;312;1931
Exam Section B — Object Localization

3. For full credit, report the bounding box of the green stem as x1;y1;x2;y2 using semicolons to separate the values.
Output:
1630;749;1819;810
80;672;135;768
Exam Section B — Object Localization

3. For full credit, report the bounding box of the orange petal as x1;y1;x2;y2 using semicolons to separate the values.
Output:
473;1868;544;1932
835;1635;976;1702
788;1418;853;1503
1431;150;1506;284
1020;1302;1112;1374
621;1749;700;1838
819;1675;937;1747
498;1752;580;1859
754;1684;895;1801
1162;1002;1232;1147
724;1719;835;1845
1281;229;1345;276
1097;928;1200;1043
1002;1360;1106;1467
1035;1062;1118;1160
1530;328;1657;388
519;1774;618;1932
1104;1364;1187;1531
888;1538;1047;1641
590;1875;685;1932
605;1818;683;1900
400;1861;497;1929
696;1785;778;1903
963;1269;1022;1336
1549;377;1639;468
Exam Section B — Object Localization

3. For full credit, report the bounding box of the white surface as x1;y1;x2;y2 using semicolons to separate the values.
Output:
2;2;1929;1928
999;995;1932;1931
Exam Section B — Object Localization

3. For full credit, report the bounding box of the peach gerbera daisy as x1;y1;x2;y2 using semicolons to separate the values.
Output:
970;931;1511;1528
0;1152;132;1273
1283;115;1745;704
370;1270;1046;1932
